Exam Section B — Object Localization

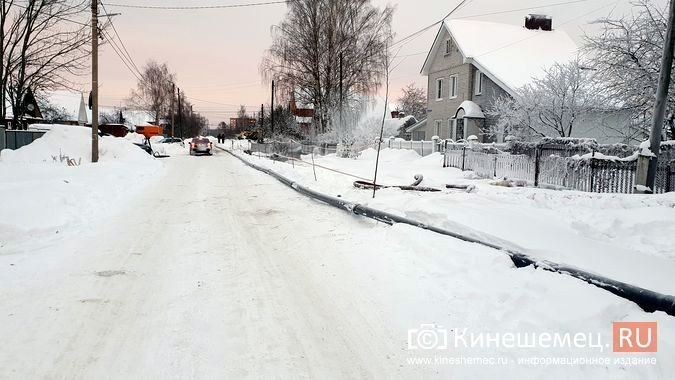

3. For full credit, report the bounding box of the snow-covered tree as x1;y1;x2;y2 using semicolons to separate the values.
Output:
488;59;601;139
584;0;674;140
397;83;426;121
261;0;394;135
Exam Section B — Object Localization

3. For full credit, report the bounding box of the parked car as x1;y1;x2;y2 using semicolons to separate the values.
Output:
189;137;213;156
159;137;183;144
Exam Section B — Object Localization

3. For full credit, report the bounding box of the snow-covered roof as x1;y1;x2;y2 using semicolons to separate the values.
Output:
40;90;88;124
455;100;485;119
406;118;427;133
421;19;578;95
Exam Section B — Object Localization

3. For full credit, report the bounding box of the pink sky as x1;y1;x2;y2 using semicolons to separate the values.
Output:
89;0;661;127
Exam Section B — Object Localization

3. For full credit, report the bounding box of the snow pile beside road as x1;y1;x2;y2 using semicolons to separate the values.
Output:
1;125;153;164
223;141;675;296
0;125;164;253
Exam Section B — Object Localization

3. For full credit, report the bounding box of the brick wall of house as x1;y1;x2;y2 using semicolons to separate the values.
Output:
425;29;472;139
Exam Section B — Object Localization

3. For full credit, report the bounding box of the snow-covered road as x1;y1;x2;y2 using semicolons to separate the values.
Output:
1;148;673;379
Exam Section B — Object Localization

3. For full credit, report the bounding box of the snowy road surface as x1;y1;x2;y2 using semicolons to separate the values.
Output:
1;148;673;379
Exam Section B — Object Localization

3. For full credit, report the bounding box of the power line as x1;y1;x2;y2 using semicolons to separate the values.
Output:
391;0;471;49
100;2;142;76
100;28;142;81
390;0;591;50
103;0;288;10
184;96;259;107
475;0;621;59
453;0;589;20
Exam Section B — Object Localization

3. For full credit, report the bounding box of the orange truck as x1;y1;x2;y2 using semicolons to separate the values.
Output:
135;125;163;139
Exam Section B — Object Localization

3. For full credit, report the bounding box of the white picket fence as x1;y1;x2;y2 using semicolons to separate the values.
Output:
386;139;442;157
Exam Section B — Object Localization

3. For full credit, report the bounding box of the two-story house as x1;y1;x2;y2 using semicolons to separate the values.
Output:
407;16;578;142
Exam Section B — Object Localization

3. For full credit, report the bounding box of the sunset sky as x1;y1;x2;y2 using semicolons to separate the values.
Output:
88;0;664;126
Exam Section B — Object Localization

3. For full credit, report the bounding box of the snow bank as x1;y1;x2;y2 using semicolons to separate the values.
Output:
222;141;675;378
224;140;675;296
1;125;153;164
0;125;164;252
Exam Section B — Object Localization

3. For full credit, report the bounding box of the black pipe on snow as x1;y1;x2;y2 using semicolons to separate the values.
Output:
219;147;675;317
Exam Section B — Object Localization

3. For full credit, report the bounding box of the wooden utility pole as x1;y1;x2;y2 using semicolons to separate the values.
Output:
271;80;275;135
260;104;264;130
91;0;99;162
170;83;175;137
178;87;182;138
644;0;675;191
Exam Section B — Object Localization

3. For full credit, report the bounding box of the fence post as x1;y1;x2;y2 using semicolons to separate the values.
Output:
590;149;596;192
461;146;467;171
493;155;498;178
534;147;541;187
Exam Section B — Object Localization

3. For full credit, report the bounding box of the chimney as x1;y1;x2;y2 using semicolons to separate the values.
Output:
525;14;552;31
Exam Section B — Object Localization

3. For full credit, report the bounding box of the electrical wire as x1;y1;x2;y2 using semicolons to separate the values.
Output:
100;2;142;76
100;28;142;81
103;0;288;10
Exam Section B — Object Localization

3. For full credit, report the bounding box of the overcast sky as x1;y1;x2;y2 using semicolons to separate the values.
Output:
93;0;666;126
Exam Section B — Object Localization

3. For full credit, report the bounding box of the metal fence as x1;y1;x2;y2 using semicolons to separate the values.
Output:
248;140;374;158
444;147;675;194
1;128;46;150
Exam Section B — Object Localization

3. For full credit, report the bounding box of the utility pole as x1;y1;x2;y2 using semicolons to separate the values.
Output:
271;80;275;136
170;83;175;137
260;104;264;131
91;0;99;162
178;87;182;138
642;0;675;192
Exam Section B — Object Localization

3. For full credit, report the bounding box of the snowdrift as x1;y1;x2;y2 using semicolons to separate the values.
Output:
0;124;164;248
1;125;153;164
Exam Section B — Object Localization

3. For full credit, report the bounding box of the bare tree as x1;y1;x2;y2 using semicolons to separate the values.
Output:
584;0;674;140
130;60;175;125
397;83;426;121
2;0;92;128
261;0;393;135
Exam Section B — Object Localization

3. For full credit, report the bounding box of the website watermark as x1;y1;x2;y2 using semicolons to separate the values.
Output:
405;322;658;368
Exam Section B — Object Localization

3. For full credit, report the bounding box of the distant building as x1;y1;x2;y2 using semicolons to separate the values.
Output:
290;93;314;135
229;117;257;130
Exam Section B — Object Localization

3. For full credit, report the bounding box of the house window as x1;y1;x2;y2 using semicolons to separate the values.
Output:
435;120;442;137
449;75;458;98
445;39;453;55
413;131;426;141
436;78;443;100
449;119;456;140
474;71;483;95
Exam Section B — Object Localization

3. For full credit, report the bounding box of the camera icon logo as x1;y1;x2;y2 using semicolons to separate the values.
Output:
408;324;449;350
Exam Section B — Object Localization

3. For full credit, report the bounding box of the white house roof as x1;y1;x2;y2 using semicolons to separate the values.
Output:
456;100;485;119
421;19;578;95
405;118;427;133
39;90;88;124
